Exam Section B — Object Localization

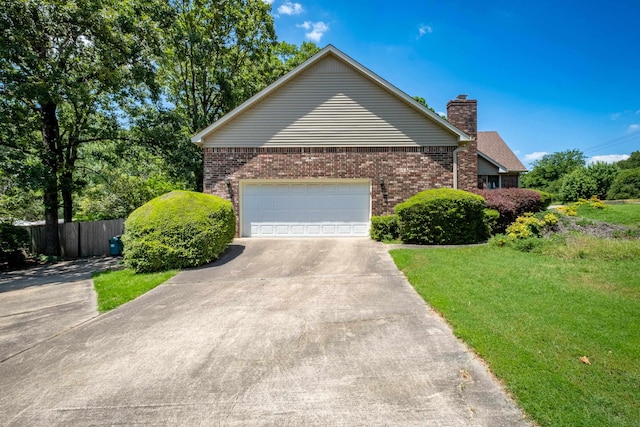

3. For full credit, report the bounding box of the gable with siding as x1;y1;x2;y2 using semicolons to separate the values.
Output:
196;50;464;148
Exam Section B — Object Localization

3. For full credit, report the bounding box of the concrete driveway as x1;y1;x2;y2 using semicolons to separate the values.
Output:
0;257;120;362
0;239;529;426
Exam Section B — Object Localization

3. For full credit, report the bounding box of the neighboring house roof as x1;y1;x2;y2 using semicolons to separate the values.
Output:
191;44;472;146
477;131;528;173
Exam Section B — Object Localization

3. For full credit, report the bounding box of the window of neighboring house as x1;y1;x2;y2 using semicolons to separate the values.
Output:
487;175;500;189
478;175;500;189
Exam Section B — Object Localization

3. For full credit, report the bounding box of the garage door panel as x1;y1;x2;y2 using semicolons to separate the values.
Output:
289;184;307;193
353;224;369;234
242;181;370;237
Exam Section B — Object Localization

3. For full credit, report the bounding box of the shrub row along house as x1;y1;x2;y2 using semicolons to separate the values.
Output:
192;45;526;237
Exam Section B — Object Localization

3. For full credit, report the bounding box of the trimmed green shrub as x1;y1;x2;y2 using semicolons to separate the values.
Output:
0;222;29;268
607;168;640;200
395;188;489;244
122;191;235;273
370;215;399;241
484;208;500;235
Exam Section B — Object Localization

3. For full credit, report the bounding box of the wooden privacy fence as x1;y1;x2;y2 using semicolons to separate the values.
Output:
24;219;125;259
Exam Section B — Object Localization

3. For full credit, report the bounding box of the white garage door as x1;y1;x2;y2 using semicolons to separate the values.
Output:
241;181;371;237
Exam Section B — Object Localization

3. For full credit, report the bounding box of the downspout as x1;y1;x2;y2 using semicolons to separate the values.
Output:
452;141;470;190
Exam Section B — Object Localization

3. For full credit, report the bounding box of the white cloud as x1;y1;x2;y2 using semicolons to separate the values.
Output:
587;154;630;164
627;124;640;133
417;24;433;39
611;109;640;120
278;1;303;15
262;0;274;4
297;21;329;42
524;151;548;163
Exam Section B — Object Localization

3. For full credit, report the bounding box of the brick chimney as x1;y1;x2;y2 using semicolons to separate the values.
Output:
446;94;477;139
446;95;478;190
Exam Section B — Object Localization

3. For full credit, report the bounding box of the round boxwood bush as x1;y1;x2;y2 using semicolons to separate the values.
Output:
370;214;399;242
122;191;235;273
395;188;489;245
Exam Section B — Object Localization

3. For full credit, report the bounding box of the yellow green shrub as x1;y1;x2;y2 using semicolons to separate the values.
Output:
506;213;548;240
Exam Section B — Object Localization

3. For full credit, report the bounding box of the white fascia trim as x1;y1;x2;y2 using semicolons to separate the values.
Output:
192;45;472;145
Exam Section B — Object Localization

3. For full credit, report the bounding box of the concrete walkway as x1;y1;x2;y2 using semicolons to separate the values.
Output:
0;239;529;426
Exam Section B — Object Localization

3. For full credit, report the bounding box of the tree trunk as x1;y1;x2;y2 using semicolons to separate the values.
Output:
195;151;204;192
61;171;73;223
41;101;61;256
61;135;79;223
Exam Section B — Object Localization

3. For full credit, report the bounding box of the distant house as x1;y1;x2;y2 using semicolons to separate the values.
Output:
477;131;528;189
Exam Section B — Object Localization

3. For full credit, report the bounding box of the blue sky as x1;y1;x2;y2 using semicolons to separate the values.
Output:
264;0;640;167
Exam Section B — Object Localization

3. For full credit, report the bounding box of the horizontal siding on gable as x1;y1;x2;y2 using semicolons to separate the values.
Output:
478;156;499;175
202;56;459;148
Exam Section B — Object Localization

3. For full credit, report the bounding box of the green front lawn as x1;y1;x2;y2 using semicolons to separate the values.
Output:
577;202;640;226
93;268;178;312
391;237;640;427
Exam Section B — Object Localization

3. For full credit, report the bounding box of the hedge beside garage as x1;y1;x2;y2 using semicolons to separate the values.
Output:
395;188;489;245
122;191;235;273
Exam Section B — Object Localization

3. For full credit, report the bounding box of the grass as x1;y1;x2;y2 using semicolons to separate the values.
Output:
390;236;640;427
93;268;178;312
576;203;640;226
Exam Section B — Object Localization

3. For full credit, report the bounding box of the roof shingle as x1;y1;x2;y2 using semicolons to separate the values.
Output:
477;131;528;172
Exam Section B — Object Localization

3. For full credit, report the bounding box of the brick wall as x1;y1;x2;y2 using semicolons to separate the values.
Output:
204;146;455;220
446;95;478;191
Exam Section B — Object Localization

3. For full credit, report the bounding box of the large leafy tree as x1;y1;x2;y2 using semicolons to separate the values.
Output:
1;0;320;256
521;149;585;194
74;141;189;221
161;0;277;133
270;41;321;79
0;0;164;254
617;151;640;170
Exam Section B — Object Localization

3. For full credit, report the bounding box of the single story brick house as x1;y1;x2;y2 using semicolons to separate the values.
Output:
192;45;521;237
477;131;528;189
